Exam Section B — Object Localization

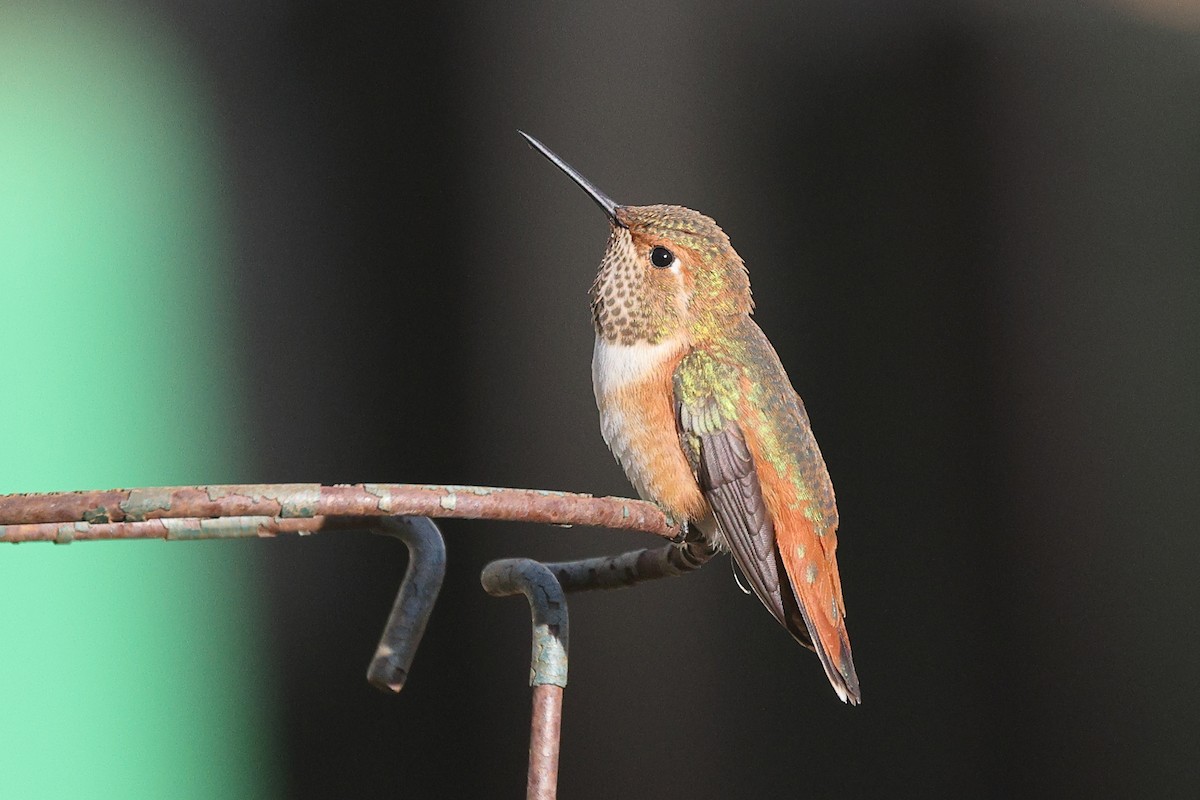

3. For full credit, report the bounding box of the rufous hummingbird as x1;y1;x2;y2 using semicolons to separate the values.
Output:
521;131;860;704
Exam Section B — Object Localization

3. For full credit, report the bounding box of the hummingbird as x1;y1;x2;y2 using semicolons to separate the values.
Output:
521;131;860;704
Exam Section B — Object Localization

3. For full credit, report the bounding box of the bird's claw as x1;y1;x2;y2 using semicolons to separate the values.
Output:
663;512;690;544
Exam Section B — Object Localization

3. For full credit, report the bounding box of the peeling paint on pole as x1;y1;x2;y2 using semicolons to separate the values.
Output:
0;484;680;542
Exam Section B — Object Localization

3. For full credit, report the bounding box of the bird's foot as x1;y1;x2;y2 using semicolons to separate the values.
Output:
661;510;690;544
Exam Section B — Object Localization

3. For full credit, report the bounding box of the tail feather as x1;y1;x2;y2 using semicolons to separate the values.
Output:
777;551;860;704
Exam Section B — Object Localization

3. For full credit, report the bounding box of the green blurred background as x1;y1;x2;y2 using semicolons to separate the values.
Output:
0;5;276;798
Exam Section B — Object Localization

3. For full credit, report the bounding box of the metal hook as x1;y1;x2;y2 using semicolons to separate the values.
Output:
481;558;569;800
367;516;447;693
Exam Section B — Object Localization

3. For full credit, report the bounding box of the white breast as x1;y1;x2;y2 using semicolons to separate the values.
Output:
591;336;685;400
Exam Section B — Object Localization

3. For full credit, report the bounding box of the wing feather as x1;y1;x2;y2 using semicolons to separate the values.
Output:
675;344;860;703
694;418;789;628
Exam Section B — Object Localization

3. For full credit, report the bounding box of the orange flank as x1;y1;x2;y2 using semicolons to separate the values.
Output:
593;341;708;523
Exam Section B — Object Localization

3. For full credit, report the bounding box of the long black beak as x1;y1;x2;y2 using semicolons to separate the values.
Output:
519;131;624;227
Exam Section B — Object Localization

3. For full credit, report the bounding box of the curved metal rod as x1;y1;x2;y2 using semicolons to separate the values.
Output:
366;516;447;693
481;559;569;688
546;539;718;593
481;559;569;800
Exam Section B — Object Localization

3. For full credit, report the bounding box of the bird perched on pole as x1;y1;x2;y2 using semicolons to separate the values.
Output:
520;132;860;704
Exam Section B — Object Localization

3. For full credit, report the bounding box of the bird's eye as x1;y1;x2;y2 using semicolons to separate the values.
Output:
650;246;674;268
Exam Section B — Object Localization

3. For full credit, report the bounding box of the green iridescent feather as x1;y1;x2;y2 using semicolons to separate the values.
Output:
674;317;838;537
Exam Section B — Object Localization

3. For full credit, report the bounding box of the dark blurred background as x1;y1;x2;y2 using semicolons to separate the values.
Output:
2;1;1198;798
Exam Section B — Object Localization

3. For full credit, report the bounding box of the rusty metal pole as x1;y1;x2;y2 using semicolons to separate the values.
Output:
0;483;727;797
481;559;569;800
528;684;564;800
0;483;679;542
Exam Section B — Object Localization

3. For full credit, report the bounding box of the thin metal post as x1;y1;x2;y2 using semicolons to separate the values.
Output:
528;684;564;800
481;559;569;800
